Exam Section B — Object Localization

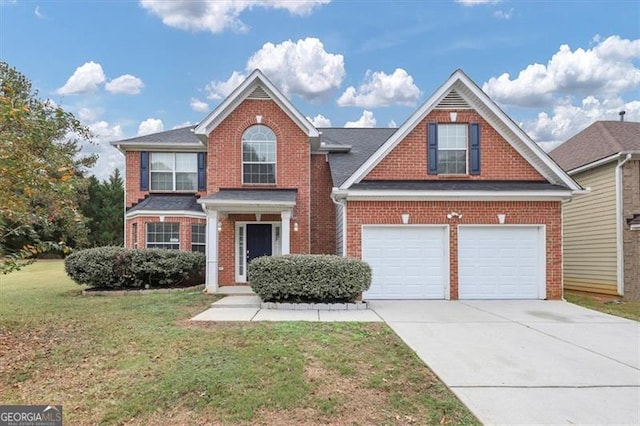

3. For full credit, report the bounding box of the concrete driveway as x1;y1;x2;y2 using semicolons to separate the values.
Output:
370;300;640;425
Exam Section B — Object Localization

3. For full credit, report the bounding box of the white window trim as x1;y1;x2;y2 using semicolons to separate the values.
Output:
150;152;198;192
437;123;468;176
146;222;180;250
235;221;281;283
191;223;206;252
241;126;277;185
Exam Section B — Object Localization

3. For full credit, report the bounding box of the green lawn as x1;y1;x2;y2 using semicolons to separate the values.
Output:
565;293;640;322
0;261;478;425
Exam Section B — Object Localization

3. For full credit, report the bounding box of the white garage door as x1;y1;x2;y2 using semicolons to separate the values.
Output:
362;226;448;299
458;226;545;299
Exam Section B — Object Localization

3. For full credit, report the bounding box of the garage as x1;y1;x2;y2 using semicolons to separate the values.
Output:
362;226;448;299
458;226;545;299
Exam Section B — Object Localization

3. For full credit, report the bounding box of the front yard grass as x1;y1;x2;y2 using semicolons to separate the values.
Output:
565;292;640;321
0;261;478;425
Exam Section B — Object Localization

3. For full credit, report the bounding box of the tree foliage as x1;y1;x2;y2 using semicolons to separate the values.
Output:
81;169;124;247
1;61;96;272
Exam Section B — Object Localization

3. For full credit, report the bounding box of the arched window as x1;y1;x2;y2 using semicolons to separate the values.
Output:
242;125;276;184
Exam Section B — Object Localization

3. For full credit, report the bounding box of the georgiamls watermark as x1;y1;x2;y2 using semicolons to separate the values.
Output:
0;405;62;426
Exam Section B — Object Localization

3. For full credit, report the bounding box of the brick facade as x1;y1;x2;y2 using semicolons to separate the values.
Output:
127;216;206;251
346;200;563;299
366;110;545;181
310;153;336;254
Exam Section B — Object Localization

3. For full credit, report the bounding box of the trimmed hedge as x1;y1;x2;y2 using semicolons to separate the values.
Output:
65;247;205;290
248;254;371;303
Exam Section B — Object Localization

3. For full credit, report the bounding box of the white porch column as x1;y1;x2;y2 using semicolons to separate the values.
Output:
281;210;291;255
205;209;219;293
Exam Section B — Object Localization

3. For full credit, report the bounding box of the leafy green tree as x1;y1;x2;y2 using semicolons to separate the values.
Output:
81;169;124;247
0;61;96;273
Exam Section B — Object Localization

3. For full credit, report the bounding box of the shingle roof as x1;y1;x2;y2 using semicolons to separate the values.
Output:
550;121;640;171
200;189;297;203
127;194;203;213
321;128;397;187
350;180;569;191
112;125;202;146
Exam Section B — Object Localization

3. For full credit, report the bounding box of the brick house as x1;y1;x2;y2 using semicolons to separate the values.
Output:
111;69;582;300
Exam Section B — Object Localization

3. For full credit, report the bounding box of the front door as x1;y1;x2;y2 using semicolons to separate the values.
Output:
246;224;273;277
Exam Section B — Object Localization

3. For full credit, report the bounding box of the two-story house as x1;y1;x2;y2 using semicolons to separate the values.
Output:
111;69;582;300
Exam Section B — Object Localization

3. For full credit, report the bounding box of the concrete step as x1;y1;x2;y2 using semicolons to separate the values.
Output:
211;295;262;308
214;285;256;295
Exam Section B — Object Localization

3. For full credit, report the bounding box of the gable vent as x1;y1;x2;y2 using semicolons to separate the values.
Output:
436;89;471;110
247;86;270;100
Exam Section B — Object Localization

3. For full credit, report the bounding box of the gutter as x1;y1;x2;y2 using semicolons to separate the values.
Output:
615;153;633;296
330;188;348;257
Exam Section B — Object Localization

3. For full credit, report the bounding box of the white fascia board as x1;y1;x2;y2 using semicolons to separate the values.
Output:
113;144;206;152
340;189;574;202
568;151;640;175
194;69;318;140
197;199;296;212
339;69;581;192
126;210;206;219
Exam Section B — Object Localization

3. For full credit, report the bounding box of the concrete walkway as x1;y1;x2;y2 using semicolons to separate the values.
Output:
191;295;383;322
371;300;640;425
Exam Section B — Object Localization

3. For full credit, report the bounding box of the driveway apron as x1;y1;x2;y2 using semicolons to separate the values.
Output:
370;300;640;425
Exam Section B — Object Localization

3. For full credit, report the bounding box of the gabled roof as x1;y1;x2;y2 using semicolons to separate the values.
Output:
194;69;319;142
110;126;204;150
550;121;640;172
321;128;397;187
338;69;581;191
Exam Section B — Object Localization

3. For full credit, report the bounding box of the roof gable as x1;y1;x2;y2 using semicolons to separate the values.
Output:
550;121;640;171
194;69;319;141
339;69;581;191
110;125;204;150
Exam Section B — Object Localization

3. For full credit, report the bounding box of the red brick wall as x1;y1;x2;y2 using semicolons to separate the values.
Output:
346;200;562;299
207;99;311;256
310;153;336;254
365;110;545;181
125;216;206;251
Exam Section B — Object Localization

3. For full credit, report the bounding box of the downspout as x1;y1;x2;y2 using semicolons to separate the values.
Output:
615;153;632;296
330;189;347;257
120;145;127;248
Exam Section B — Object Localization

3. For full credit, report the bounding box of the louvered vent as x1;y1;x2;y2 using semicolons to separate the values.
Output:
436;89;471;109
247;86;270;100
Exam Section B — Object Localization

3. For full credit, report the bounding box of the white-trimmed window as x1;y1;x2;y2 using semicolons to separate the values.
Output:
242;125;276;184
146;223;180;249
191;224;205;253
438;124;467;174
150;153;198;191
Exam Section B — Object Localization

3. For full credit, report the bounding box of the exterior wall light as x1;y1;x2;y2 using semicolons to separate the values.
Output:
294;222;299;232
217;221;222;232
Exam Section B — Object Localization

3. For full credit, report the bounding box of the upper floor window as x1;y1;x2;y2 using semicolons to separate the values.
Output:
242;125;276;184
428;122;480;176
150;153;197;191
437;124;467;175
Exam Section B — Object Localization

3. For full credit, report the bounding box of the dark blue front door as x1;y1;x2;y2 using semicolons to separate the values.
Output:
246;224;272;271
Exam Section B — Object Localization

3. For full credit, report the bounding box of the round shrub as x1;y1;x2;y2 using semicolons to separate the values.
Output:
65;247;205;290
248;254;371;303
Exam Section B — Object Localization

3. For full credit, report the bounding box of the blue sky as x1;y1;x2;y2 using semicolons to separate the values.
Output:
1;0;639;179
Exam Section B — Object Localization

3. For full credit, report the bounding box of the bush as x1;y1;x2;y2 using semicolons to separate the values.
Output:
248;254;371;303
64;247;205;290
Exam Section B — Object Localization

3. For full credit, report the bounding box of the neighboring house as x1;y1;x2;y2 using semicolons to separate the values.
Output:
550;121;640;300
111;69;582;300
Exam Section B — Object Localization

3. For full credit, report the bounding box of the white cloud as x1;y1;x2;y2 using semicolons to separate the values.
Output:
137;118;164;136
524;96;640;151
493;8;513;19
337;68;421;107
206;71;246;100
190;98;210;112
79;121;125;180
57;61;106;95
388;119;397;128
105;74;144;95
207;38;345;102
455;0;501;5
140;0;330;34
483;35;640;107
307;114;331;127
34;5;45;18
172;121;195;129
77;107;100;122
344;110;376;128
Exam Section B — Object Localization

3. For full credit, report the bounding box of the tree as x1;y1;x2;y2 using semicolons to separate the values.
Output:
81;169;124;247
0;61;96;272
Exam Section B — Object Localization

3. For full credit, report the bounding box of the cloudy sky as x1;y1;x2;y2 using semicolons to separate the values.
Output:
1;0;638;180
